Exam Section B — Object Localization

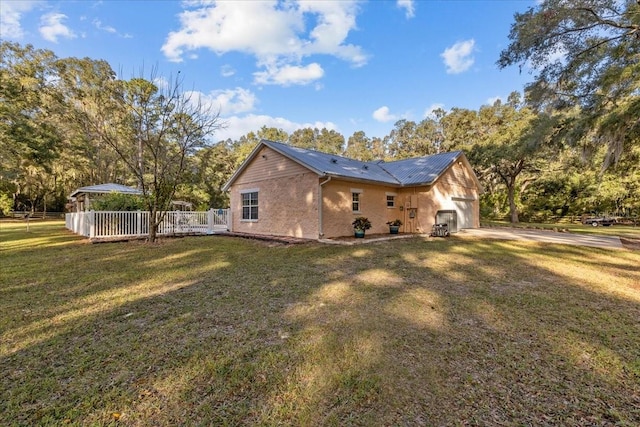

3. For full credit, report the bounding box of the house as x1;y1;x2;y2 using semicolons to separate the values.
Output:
222;140;482;239
68;183;142;212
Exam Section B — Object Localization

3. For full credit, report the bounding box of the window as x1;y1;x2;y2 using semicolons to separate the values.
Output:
241;190;258;220
386;195;395;207
352;192;360;212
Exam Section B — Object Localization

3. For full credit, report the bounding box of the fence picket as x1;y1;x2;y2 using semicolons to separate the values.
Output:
65;209;229;239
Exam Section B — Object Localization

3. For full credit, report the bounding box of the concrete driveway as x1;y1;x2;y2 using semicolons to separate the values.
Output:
458;227;624;250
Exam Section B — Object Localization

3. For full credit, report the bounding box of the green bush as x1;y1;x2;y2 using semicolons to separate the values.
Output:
0;193;13;216
91;193;145;211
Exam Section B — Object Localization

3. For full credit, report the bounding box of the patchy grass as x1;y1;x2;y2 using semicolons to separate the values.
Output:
1;220;639;426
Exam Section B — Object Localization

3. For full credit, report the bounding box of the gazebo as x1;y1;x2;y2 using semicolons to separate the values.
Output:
69;183;142;212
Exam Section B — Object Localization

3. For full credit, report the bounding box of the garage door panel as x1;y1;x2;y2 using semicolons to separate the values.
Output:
454;200;473;229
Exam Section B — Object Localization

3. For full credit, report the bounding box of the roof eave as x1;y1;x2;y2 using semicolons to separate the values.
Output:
323;173;400;187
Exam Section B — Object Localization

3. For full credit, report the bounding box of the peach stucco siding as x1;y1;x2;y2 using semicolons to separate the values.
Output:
319;161;479;238
228;146;480;239
403;162;480;233
320;180;402;238
229;146;320;239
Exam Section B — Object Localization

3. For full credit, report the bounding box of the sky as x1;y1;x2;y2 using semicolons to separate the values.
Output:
1;0;539;143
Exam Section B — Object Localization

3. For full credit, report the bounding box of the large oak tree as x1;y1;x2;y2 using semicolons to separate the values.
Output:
498;0;640;167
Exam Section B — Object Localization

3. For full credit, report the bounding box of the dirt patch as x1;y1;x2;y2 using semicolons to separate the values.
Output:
218;231;312;246
620;237;640;250
322;232;421;245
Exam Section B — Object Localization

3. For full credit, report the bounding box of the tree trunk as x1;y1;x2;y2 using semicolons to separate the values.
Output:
508;184;519;223
148;208;158;243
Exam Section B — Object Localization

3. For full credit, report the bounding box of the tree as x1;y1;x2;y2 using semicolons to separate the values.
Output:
468;94;557;223
75;72;224;242
55;56;132;188
0;42;63;211
288;127;344;154
187;141;236;208
498;0;640;167
345;131;374;161
256;126;288;142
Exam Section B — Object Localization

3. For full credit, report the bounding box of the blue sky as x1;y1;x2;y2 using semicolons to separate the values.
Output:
1;0;537;142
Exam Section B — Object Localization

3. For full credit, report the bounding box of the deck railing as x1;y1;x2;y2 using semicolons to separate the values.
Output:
65;209;230;239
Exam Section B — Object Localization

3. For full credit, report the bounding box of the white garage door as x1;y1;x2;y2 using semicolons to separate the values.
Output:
453;199;474;229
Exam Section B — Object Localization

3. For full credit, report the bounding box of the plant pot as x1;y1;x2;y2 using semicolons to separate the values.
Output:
389;225;400;234
354;229;365;238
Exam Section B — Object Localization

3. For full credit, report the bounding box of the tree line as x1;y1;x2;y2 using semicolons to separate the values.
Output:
1;1;639;223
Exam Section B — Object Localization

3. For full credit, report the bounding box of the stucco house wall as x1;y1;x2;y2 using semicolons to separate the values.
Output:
321;180;401;238
229;146;319;239
225;140;481;240
392;163;480;234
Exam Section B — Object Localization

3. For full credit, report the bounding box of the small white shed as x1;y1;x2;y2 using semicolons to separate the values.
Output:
69;183;142;212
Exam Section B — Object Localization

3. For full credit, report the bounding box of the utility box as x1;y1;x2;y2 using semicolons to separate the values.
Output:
431;223;449;237
436;210;458;233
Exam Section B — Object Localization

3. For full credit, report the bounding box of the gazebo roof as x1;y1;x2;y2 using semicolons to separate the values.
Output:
69;183;142;198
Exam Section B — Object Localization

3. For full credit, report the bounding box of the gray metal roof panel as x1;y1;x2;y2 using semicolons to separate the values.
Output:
70;183;142;198
380;151;462;185
263;140;401;185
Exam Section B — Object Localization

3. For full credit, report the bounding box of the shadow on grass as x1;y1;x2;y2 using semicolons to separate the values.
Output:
1;226;639;425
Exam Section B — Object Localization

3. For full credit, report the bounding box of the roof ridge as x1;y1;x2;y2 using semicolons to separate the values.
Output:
262;139;366;164
383;150;462;165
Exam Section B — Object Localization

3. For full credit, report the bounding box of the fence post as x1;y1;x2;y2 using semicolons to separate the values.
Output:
207;209;214;234
227;209;232;231
136;211;142;237
89;210;95;238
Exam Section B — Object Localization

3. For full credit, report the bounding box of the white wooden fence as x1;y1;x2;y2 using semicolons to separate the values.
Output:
65;209;230;239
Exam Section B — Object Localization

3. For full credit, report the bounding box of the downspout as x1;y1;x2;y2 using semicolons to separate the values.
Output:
318;176;332;238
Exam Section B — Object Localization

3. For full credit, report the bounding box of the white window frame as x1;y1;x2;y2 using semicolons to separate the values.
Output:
386;192;397;208
351;188;363;213
240;189;259;221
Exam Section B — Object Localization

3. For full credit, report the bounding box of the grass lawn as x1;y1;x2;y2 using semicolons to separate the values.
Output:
1;220;639;426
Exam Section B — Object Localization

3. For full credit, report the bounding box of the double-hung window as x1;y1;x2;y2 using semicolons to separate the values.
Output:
241;190;259;221
351;189;362;213
386;193;396;208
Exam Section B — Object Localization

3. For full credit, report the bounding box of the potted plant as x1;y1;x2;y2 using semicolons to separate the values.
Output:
352;216;371;238
386;219;403;234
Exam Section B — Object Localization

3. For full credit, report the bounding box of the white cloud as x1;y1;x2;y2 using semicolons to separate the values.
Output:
93;19;116;33
0;0;39;39
253;62;324;86
92;17;132;38
441;39;475;74
424;103;445;118
486;96;502;106
221;64;235;77
153;77;170;90
186;87;257;115
39;12;76;43
397;0;415;19
214;114;338;142
372;106;398;123
162;1;367;86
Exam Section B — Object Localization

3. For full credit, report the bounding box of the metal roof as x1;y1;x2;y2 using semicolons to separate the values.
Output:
264;140;462;186
378;151;462;185
263;140;400;185
69;183;142;198
223;139;469;190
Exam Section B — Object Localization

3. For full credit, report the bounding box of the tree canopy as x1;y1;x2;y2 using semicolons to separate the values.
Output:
498;0;640;167
1;39;639;224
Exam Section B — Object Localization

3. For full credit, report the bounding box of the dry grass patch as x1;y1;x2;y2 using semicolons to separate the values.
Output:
1;221;639;426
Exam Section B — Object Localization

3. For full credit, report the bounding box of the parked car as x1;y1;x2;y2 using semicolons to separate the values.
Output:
582;216;615;227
